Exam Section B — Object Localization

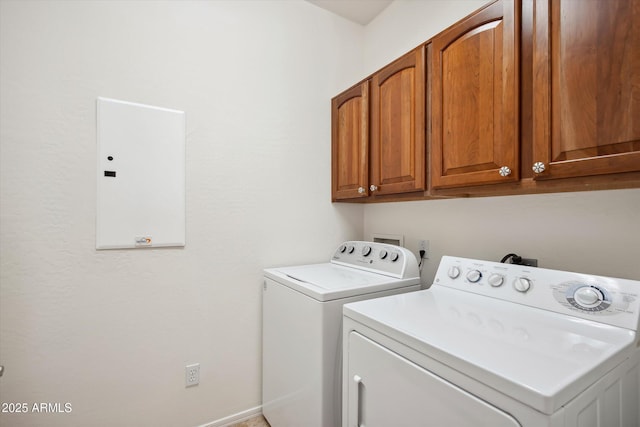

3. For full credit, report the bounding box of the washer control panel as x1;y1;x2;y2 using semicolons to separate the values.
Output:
331;241;419;279
434;256;640;330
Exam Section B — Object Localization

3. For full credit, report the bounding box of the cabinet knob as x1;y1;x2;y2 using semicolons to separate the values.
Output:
532;162;546;174
498;166;512;177
369;185;378;192
357;187;366;194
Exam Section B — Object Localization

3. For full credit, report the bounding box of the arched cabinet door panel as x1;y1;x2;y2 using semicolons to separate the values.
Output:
431;0;519;189
332;81;369;201
370;46;426;196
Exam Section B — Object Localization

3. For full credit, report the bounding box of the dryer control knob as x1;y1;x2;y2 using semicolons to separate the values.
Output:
390;252;400;262
448;266;461;279
466;270;482;283
574;286;604;307
347;245;355;254
488;274;504;287
339;245;347;253
514;277;532;293
379;250;388;260
362;246;372;257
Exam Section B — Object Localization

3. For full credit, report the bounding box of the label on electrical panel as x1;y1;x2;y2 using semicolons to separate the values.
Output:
134;236;152;247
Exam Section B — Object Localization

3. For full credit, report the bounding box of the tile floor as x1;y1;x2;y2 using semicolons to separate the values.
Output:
230;415;270;427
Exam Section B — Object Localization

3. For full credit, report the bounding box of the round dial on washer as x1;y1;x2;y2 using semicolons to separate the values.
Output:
362;246;372;257
448;266;461;279
573;286;604;307
514;277;532;293
379;249;388;259
339;245;347;253
390;252;400;262
488;274;504;287
562;283;612;312
466;270;482;283
347;245;355;254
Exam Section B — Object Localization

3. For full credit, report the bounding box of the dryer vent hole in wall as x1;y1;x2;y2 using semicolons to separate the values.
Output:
185;363;200;387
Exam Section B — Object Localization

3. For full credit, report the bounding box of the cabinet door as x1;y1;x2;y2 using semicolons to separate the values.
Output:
346;332;520;427
532;0;640;180
332;82;369;200
370;47;426;196
431;0;519;189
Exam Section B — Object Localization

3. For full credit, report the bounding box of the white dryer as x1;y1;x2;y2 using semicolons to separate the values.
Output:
263;241;421;427
343;256;640;427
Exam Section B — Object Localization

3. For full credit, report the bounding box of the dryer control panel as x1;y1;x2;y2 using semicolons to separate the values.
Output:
433;256;640;331
331;241;419;279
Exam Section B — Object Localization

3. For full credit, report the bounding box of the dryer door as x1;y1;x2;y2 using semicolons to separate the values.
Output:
346;332;521;427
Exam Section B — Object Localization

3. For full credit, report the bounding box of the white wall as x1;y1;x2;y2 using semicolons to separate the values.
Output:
364;0;488;72
365;190;640;284
3;0;639;426
362;0;640;283
0;1;364;426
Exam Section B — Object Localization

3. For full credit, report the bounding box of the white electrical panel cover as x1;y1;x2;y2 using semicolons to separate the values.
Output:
96;97;185;249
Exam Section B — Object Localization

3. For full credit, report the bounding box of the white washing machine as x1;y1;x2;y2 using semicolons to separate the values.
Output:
262;241;421;427
343;256;640;427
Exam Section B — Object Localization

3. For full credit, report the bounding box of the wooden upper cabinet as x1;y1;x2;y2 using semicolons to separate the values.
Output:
370;46;426;196
332;81;369;201
532;0;640;180
431;0;519;189
332;47;426;201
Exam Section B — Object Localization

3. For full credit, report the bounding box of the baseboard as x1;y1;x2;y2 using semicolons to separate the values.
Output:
197;405;263;427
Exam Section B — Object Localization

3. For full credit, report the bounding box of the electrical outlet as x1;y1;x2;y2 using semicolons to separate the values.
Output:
185;363;200;387
418;240;430;259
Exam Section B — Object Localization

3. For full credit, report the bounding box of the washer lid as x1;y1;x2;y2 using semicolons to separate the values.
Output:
264;263;419;302
343;287;638;415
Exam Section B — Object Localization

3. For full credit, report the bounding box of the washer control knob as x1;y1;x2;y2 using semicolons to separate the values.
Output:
362;246;372;257
347;245;355;254
379;250;388;260
466;270;482;283
448;266;461;279
574;286;604;307
514;277;532;293
390;252;400;262
488;274;504;287
339;245;347;253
